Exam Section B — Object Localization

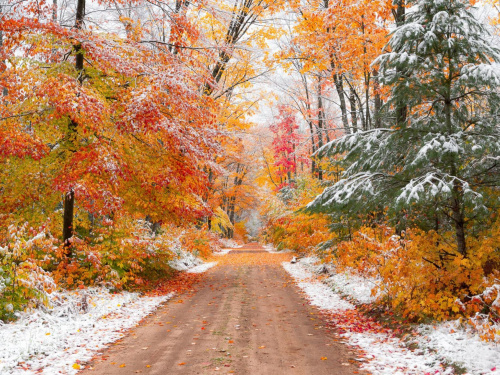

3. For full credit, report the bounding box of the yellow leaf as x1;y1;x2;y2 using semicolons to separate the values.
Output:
72;364;81;370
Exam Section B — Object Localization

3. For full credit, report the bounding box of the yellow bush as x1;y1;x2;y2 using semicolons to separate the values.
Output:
331;225;498;323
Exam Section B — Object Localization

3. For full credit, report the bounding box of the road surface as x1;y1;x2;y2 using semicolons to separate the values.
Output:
82;243;365;375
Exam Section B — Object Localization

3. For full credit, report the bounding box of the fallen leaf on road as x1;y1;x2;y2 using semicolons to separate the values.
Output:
321;357;327;361
178;362;186;366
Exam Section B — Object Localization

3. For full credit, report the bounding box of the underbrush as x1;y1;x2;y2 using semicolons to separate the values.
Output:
0;219;220;322
261;212;334;253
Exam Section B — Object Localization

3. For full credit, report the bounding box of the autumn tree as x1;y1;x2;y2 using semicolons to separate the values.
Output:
269;105;309;190
0;0;218;250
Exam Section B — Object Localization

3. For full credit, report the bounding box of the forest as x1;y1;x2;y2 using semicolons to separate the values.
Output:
0;0;500;373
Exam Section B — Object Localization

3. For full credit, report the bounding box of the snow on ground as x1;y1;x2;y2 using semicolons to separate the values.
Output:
263;244;292;253
213;248;234;256
0;288;172;375
168;249;204;271
283;262;355;312
327;272;379;304
283;260;452;375
416;321;500;374
285;257;500;375
312;258;500;374
299;257;379;304
168;248;218;272
186;262;218;273
218;238;242;249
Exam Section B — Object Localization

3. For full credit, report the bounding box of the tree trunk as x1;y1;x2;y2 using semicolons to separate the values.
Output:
168;0;190;54
62;190;75;249
53;0;57;21
63;0;85;254
203;0;255;96
300;73;318;177
317;77;325;180
333;72;350;134
451;187;466;256
393;0;406;26
373;69;382;128
364;71;371;130
393;1;407;128
349;87;358;132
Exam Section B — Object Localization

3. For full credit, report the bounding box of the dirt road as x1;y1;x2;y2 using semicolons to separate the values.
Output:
82;244;364;375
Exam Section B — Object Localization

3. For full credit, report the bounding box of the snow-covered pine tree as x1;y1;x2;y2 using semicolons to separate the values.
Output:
306;0;500;257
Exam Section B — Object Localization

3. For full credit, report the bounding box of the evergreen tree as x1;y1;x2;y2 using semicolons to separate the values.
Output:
307;0;500;256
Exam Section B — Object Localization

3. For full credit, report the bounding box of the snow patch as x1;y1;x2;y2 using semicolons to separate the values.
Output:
0;288;172;374
347;331;453;375
327;272;379;304
218;238;242;249
264;244;292;253
284;258;500;374
283;261;450;374
283;262;355;312
297;257;379;304
186;262;218;274
416;321;500;374
214;248;234;256
168;249;204;271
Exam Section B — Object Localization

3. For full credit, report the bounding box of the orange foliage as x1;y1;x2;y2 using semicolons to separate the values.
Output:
325;224;500;326
263;213;334;253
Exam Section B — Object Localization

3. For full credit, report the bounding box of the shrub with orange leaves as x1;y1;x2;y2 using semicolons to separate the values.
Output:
0;223;56;320
262;212;334;253
179;226;218;259
328;223;500;329
0;214;223;322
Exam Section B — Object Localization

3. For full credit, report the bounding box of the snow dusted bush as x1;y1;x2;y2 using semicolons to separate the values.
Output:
0;216;220;322
469;280;500;343
0;223;56;321
219;237;240;249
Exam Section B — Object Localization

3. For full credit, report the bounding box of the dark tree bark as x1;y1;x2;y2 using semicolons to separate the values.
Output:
204;0;261;96
331;66;350;134
316;77;325;180
364;70;371;130
373;69;383;128
348;87;358;132
393;0;407;128
62;0;85;254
